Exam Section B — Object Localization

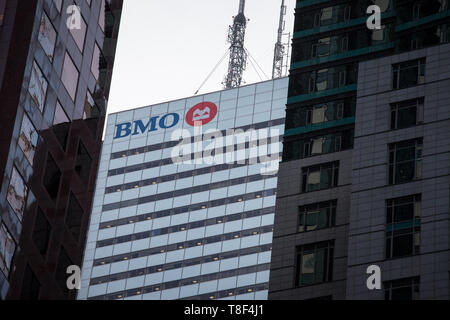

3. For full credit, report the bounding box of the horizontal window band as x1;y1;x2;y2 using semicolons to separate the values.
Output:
106;167;271;194
106;144;282;194
98;190;276;247
96;206;274;249
109;118;285;160
96;207;274;255
90;245;271;287
107;137;283;178
103;173;269;215
93;225;274;267
181;283;269;300
90;280;269;301
102;180;277;214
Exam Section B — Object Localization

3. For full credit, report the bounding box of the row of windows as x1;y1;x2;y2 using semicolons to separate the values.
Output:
97;205;274;249
91;245;271;288
107;142;282;178
289;63;358;97
94;226;273;268
283;129;354;162
292;25;392;64
294;1;391;33
110;118;284;160
286;97;356;130
92;262;270;299
92;282;269;301
102;177;277;212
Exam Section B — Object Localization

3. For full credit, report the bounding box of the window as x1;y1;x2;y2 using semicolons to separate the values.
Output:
384;277;420;300
53;101;71;151
286;97;355;130
311;37;331;58
302;161;339;192
388;139;422;184
69;9;87;52
21;264;40;300
28;61;48;112
386;195;421;258
0;223;16;277
75;141;92;185
43;153;62;200
295;241;334;286
392;58;425;90
33;208;51;255
18;113;39;165
391;98;424;130
66;193;84;241
7;167;28;221
91;43;107;90
61;52;79;101
283;130;354;161
38;12;57;61
298;200;336;233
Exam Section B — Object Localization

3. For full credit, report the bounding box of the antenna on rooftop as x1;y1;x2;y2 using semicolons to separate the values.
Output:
272;0;290;79
223;0;248;89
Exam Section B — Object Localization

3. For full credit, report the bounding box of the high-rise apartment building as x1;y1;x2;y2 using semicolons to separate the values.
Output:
269;0;450;300
0;0;123;299
77;78;287;300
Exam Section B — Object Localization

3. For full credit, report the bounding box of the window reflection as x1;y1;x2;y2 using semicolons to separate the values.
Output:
0;223;16;277
18;113;39;165
61;52;79;101
70;10;87;52
28;61;48;113
7;167;28;221
38;12;57;61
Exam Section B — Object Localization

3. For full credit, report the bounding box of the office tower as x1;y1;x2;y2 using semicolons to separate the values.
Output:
77;78;287;300
269;0;450;299
0;0;123;299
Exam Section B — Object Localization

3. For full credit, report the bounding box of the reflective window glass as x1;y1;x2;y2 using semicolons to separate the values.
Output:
28;61;48;112
38;12;57;61
61;52;79;101
7;167;28;221
18;113;39;165
0;223;16;277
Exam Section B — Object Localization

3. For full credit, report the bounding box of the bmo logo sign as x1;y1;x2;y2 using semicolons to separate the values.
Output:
185;102;217;126
113;102;218;139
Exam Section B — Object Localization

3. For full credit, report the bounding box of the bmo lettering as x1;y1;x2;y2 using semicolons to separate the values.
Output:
114;113;180;139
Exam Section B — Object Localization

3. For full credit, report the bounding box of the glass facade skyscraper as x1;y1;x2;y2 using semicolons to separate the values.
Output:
78;78;288;300
0;0;123;300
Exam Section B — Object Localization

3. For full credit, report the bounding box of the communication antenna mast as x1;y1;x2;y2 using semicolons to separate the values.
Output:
224;0;248;89
272;0;290;79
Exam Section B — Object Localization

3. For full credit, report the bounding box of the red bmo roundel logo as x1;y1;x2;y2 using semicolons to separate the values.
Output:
186;102;218;126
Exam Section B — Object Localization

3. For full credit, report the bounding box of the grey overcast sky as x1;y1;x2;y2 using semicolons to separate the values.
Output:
107;0;295;115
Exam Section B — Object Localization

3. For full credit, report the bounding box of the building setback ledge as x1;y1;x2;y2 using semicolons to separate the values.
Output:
287;84;357;104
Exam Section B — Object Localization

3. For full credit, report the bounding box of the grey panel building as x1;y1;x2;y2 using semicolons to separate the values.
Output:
347;43;450;300
269;0;450;300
